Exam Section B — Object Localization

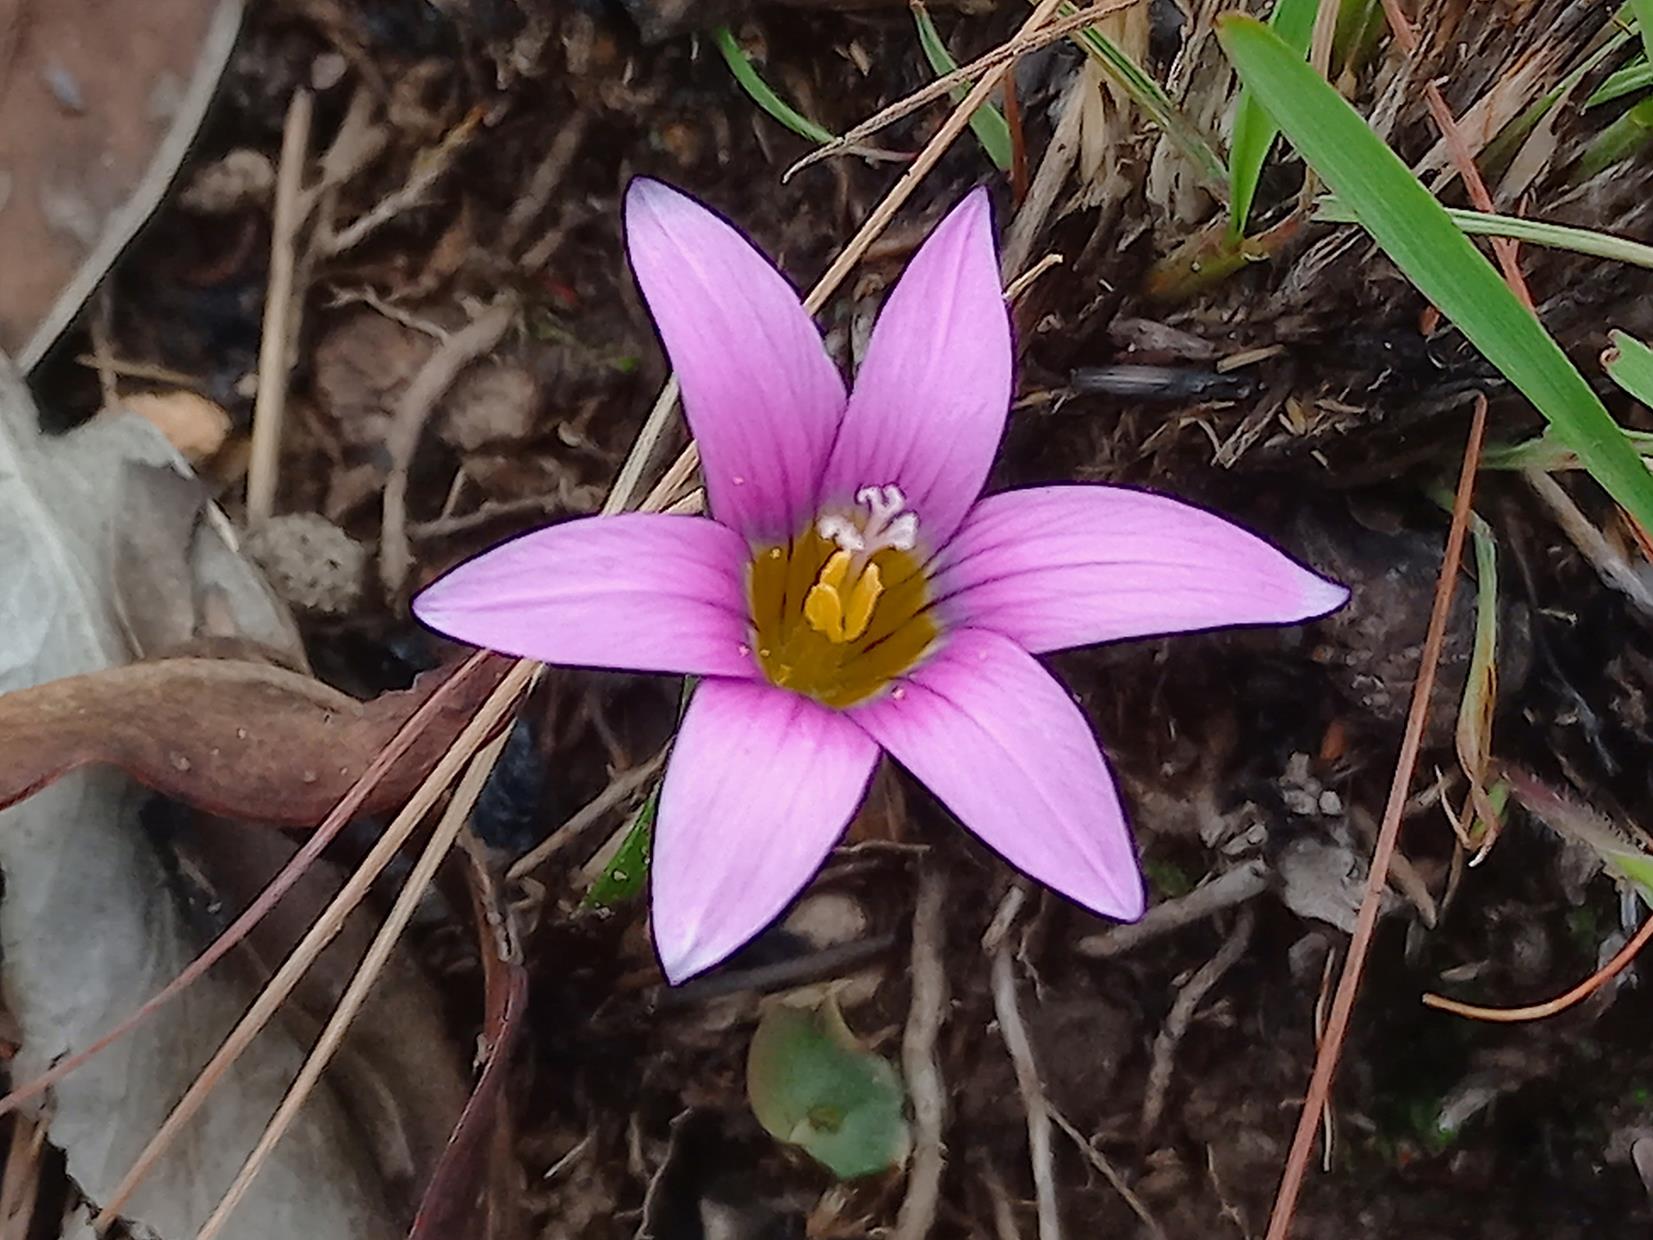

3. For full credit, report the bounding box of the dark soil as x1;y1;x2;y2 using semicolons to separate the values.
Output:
22;0;1653;1236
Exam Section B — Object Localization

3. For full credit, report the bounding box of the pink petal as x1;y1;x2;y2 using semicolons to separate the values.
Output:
819;189;1011;549
625;179;846;543
413;513;758;678
853;628;1144;921
653;679;879;982
932;486;1349;653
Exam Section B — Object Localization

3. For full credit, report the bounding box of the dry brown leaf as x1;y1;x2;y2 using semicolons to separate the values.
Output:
0;655;508;827
0;0;244;369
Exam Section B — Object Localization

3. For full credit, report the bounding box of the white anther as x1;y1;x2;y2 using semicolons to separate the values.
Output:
822;483;920;557
883;512;918;551
817;514;867;553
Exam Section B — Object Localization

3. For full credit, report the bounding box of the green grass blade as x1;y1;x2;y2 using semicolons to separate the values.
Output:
1634;0;1653;58
1605;330;1653;405
1585;57;1651;107
1218;14;1653;530
1058;1;1230;198
1574;93;1653;180
1314;198;1653;270
714;26;837;145
1228;0;1319;238
912;5;1012;171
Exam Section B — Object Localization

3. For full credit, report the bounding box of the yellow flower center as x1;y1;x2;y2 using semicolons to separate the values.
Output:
747;487;938;708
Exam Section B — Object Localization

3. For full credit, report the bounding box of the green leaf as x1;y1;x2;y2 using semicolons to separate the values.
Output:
1584;57;1651;108
1228;0;1319;238
912;5;1012;171
714;26;837;146
1605;329;1653;405
1058;1;1230;198
1218;14;1653;532
581;783;657;911
747;998;910;1179
1313;198;1653;270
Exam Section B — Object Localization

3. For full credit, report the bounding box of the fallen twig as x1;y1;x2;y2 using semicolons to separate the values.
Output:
986;885;1061;1240
1140;907;1256;1137
379;298;518;601
1077;860;1268;958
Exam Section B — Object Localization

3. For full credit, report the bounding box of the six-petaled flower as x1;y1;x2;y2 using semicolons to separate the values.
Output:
414;180;1349;982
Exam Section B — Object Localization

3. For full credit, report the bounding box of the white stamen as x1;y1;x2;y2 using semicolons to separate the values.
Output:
820;482;919;557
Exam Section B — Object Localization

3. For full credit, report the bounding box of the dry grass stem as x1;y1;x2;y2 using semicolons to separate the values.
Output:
1000;75;1086;281
92;660;535;1226
893;867;949;1240
246;88;313;526
194;730;510;1239
1264;396;1488;1240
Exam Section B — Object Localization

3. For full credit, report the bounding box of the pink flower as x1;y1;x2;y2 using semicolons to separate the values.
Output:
415;180;1348;982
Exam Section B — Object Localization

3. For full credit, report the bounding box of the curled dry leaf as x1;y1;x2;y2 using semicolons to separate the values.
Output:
0;655;509;827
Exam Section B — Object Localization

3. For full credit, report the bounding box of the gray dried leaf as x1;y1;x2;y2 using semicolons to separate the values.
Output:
0;356;396;1239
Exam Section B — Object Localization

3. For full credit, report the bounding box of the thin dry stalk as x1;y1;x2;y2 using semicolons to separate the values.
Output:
893;868;949;1240
1140;907;1255;1137
0;651;495;1121
194;730;510;1240
246;88;313;526
986;886;1061;1240
508;749;667;881
1423;914;1653;1022
93;660;535;1226
1263;396;1488;1240
379;298;518;600
1048;1108;1166;1240
785;0;1137;180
